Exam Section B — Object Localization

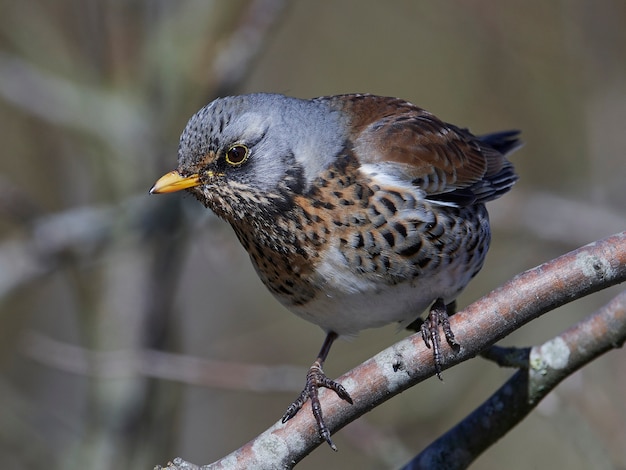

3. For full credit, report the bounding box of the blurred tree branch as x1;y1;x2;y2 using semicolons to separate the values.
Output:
210;0;288;97
157;231;626;470
20;330;306;393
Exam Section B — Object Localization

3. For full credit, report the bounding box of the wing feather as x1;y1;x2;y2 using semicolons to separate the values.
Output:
317;94;520;206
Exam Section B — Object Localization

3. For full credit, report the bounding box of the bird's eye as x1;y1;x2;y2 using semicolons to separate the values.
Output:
225;144;250;166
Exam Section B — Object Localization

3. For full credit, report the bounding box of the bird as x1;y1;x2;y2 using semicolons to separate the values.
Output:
150;93;520;450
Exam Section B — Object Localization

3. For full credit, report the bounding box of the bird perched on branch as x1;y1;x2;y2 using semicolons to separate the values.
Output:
151;93;520;449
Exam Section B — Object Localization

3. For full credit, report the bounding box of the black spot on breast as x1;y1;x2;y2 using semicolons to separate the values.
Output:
394;222;408;238
398;239;423;257
336;178;348;189
355;233;364;248
295;245;309;259
382;231;395;247
313;200;335;210
354;184;364;200
380;197;397;214
300;209;312;222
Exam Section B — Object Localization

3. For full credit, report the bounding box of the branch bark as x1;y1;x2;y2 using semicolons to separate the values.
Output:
403;289;626;469
157;231;626;470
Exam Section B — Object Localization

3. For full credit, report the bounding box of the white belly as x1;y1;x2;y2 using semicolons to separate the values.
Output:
287;246;472;335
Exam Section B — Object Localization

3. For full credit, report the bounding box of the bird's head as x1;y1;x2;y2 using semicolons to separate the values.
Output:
150;93;345;221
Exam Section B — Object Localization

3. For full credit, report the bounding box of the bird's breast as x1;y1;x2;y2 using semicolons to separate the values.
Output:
227;161;492;335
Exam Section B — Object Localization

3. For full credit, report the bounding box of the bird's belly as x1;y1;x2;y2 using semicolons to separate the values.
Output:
288;280;433;335
285;248;478;335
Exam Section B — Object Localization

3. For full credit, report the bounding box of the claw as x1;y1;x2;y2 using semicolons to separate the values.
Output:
420;298;460;379
282;332;353;450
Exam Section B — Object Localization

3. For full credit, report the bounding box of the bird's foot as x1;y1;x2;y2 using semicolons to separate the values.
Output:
420;298;461;379
282;360;353;450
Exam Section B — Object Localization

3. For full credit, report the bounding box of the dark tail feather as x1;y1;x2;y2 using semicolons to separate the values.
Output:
478;130;523;156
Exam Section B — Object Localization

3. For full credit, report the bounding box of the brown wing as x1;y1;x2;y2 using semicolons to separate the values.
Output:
317;94;520;205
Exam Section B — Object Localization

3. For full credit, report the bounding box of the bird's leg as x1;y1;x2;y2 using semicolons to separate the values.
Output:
281;331;353;451
420;298;461;379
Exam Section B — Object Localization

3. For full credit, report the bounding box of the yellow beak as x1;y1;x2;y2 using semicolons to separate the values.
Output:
150;170;201;194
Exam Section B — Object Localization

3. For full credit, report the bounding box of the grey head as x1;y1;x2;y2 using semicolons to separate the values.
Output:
176;93;348;217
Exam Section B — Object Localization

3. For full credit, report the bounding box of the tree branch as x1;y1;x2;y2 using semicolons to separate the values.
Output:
402;289;626;469
155;231;626;469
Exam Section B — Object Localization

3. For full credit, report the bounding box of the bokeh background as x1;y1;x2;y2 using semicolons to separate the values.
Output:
1;1;625;469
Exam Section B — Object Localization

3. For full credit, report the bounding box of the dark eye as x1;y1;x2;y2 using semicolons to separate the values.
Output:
225;144;250;166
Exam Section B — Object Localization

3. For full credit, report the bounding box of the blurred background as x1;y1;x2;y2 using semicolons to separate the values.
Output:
1;1;625;469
